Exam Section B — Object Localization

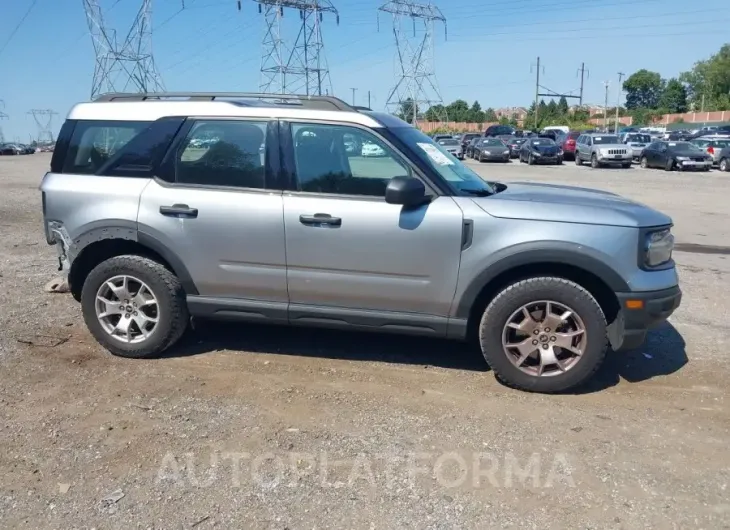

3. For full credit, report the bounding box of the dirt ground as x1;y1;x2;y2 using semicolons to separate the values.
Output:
0;153;728;529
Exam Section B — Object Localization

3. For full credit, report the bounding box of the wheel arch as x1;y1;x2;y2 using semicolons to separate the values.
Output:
67;230;198;301
455;251;625;344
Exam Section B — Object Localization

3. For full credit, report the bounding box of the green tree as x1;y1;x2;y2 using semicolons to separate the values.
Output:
468;101;486;123
396;98;418;123
571;106;589;122
484;107;498;122
558;96;569;115
547;100;558;117
679;44;730;110
446;99;469;122
538;99;548;115
623;69;664;109
658;78;688;113
423;104;445;122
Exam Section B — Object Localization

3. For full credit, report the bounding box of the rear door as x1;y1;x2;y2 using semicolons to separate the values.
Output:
280;120;464;329
138;118;288;312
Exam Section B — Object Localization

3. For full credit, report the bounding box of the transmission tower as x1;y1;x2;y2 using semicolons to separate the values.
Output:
83;0;165;98
28;110;58;144
0;100;7;144
378;1;447;124
252;0;339;96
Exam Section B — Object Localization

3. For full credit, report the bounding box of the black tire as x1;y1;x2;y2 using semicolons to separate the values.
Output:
622;162;631;169
478;277;608;393
528;154;535;165
575;154;582;166
640;156;648;169
665;158;675;171
720;158;729;172
556;158;563;165
81;255;189;358
590;154;600;169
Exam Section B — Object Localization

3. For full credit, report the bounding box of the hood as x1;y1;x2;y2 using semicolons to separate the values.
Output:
532;144;559;154
672;149;709;157
472;182;672;228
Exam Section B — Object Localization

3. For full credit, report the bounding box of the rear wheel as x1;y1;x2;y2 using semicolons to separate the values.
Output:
478;277;608;393
81;255;189;358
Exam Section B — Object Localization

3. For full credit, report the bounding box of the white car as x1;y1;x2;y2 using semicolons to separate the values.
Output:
361;141;386;157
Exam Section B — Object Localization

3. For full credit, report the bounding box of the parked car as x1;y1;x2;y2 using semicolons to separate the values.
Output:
361;141;386;157
0;143;23;155
432;134;453;142
717;145;730;171
639;141;712;171
484;124;515;137
472;137;510;162
620;132;652;161
460;133;480;154
436;137;463;159
465;137;481;158
689;136;730;166
519;137;562;165
575;134;632;168
40;91;681;394
506;137;527;158
558;131;580;160
688;126;719;139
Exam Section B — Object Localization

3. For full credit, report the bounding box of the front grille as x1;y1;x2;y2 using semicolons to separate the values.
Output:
690;157;706;162
606;149;627;155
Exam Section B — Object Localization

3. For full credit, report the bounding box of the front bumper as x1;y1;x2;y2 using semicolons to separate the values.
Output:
597;153;632;164
678;160;712;170
481;153;510;161
613;286;682;351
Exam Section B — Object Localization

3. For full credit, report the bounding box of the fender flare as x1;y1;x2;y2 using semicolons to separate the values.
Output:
453;245;629;319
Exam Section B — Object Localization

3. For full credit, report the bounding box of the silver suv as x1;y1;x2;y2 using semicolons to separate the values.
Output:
575;133;633;168
40;92;681;393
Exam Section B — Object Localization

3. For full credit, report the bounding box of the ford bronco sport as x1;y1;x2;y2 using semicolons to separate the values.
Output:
40;92;681;393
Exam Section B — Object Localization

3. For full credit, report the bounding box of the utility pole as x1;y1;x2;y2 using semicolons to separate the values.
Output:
615;72;624;134
0;100;7;144
534;56;540;130
578;62;588;106
603;82;610;130
350;87;357;106
27;109;59;144
367;90;371;109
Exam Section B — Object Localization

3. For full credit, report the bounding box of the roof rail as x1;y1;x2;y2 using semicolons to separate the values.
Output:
93;92;356;112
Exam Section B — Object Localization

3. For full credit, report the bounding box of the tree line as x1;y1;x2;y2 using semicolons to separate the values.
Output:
397;43;730;129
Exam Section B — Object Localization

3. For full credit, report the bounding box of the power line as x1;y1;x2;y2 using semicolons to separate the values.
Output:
27;109;58;144
0;0;40;58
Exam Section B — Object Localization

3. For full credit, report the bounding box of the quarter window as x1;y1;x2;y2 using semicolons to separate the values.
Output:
290;123;411;197
62;120;150;175
175;120;267;189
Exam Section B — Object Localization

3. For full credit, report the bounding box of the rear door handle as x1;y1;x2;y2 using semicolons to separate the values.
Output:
160;204;198;218
299;213;342;227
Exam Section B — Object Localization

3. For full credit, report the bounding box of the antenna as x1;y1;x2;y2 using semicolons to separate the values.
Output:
253;0;339;96
378;1;447;125
27;109;59;144
83;0;165;99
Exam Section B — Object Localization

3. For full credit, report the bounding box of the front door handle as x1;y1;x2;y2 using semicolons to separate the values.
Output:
299;213;342;227
160;204;198;218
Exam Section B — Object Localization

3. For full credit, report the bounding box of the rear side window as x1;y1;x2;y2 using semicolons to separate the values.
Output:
62;121;150;175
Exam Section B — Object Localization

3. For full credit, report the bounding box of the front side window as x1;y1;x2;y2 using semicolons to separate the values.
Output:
290;123;411;197
175;120;267;189
62;120;150;175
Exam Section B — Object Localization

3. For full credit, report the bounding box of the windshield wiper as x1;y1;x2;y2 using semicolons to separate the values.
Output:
461;188;495;197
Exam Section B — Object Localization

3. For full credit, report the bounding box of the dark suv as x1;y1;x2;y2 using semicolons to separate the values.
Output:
484;125;515;137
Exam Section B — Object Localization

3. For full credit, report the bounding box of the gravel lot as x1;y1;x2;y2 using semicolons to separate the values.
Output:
1;153;728;528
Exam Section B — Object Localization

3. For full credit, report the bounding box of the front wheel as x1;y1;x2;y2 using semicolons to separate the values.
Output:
556;158;563;165
478;277;608;393
720;158;729;172
622;162;631;169
590;155;600;169
575;154;582;166
665;158;675;171
640;156;648;169
81;255;189;358
528;154;535;165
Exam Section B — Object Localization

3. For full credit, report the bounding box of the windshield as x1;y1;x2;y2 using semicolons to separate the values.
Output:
669;141;701;152
531;138;555;146
482;138;505;146
438;139;459;146
390;126;495;195
626;134;651;143
592;135;619;145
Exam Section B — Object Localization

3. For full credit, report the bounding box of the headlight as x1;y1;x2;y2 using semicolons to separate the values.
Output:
675;156;688;161
645;228;674;267
558;149;563;155
503;150;509;154
533;152;541;157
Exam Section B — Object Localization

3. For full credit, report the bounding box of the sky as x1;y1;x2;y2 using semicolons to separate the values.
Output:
0;0;728;141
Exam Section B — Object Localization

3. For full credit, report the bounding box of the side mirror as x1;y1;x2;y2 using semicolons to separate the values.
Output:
385;176;427;207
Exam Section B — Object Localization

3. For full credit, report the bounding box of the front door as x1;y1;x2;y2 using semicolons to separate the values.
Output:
281;121;464;324
138;119;288;305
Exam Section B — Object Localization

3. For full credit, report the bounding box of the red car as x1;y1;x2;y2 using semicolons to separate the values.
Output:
560;131;580;160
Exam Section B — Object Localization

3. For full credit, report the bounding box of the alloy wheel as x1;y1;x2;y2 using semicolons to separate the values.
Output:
95;275;160;343
501;300;587;377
